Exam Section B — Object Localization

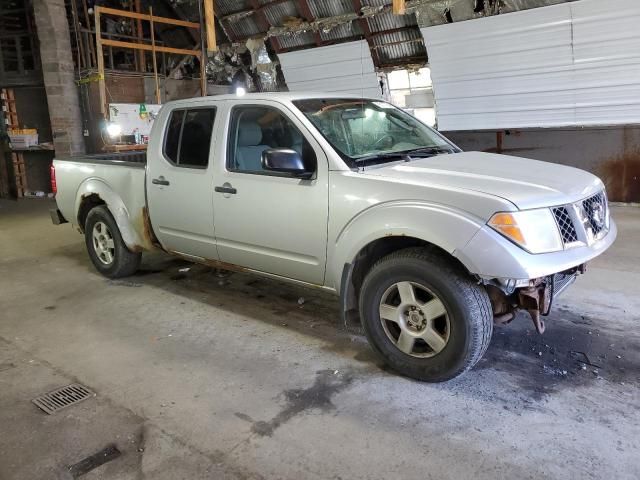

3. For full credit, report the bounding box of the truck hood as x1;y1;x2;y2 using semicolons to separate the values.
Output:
365;151;603;210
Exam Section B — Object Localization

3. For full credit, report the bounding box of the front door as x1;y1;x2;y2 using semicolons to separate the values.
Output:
212;102;328;285
147;106;218;260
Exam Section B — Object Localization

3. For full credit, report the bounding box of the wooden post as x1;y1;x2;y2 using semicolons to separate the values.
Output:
198;0;207;96
149;7;161;104
95;7;107;118
203;0;216;53
81;0;96;67
135;0;145;72
392;0;406;15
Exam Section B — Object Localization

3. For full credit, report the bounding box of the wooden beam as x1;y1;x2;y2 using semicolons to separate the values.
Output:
100;39;201;57
392;0;406;15
97;6;200;29
149;7;161;104
248;0;281;53
296;0;323;47
95;8;107;117
198;0;207;96
203;0;217;52
352;0;382;68
135;0;145;72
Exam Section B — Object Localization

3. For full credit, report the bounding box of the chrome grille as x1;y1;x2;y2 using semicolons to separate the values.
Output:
582;191;608;236
551;190;609;249
552;206;578;244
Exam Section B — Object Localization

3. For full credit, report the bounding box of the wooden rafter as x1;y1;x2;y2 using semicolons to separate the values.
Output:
352;0;382;68
294;0;323;47
248;0;282;52
97;6;201;29
203;0;217;52
393;0;406;15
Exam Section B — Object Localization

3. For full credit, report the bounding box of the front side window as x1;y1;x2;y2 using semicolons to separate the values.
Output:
163;107;216;168
293;99;457;167
227;105;316;174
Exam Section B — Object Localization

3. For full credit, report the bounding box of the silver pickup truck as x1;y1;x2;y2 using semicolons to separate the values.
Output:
51;92;616;381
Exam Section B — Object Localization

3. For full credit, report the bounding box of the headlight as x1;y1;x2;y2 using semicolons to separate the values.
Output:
488;209;563;254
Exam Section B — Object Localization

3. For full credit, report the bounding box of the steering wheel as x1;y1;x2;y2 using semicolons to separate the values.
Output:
372;134;395;148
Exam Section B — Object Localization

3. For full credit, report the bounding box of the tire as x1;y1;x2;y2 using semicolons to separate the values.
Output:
84;205;141;278
359;247;492;382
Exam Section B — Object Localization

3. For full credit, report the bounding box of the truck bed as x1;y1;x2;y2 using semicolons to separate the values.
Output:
53;150;151;251
57;150;147;167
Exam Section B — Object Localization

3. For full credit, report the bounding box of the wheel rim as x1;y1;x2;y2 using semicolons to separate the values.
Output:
92;221;115;265
379;281;450;358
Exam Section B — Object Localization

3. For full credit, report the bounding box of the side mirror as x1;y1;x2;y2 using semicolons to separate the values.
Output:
261;148;313;179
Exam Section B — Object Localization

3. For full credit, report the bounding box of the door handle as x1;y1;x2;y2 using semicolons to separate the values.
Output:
152;176;170;186
215;184;237;195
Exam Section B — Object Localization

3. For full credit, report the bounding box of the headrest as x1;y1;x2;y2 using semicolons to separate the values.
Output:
238;119;263;146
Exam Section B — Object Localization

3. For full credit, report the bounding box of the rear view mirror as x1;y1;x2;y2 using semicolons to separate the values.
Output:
262;148;313;179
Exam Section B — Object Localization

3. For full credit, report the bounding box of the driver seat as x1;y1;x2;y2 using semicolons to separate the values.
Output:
236;119;270;171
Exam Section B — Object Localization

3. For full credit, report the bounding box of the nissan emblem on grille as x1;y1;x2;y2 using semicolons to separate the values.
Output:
582;192;608;236
591;200;605;229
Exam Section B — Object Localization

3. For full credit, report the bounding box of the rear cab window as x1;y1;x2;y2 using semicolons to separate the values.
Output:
163;107;216;168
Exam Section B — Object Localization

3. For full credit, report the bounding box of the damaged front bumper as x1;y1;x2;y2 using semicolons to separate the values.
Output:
516;266;585;334
487;265;585;334
457;218;617;334
456;219;617;281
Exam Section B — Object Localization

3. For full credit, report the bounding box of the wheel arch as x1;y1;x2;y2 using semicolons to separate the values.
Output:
74;179;146;251
331;202;484;329
339;236;475;329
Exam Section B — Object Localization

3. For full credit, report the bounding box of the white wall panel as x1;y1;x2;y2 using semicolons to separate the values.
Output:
278;40;382;98
421;0;640;130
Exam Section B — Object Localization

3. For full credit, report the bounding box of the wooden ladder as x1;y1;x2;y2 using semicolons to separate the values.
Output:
1;88;27;198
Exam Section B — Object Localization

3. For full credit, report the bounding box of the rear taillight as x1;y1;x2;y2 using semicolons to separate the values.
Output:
50;163;57;195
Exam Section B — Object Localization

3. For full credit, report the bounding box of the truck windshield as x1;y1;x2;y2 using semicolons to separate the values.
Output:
292;98;458;167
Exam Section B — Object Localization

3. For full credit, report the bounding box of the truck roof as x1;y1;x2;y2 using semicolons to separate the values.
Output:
162;91;382;108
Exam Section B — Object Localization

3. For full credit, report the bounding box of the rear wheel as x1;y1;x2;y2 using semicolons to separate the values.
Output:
84;206;141;278
359;247;492;382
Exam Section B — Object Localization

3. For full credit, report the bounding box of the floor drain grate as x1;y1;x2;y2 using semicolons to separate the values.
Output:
32;383;94;414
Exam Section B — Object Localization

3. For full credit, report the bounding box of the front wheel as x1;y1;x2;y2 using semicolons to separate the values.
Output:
84;205;141;278
359;247;493;382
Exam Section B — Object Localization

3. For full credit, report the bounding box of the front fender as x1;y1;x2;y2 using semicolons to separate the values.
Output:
328;201;485;290
75;178;146;251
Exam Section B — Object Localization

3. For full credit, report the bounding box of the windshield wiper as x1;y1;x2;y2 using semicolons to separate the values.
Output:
354;151;412;164
354;146;454;164
402;146;455;155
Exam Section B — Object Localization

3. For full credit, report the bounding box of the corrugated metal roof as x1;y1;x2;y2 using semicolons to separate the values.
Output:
263;1;299;27
373;30;426;65
225;14;262;40
319;21;361;42
217;0;250;15
308;0;353;18
212;0;425;67
366;10;417;33
277;32;316;49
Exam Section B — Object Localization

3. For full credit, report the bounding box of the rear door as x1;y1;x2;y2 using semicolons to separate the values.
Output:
147;105;219;260
211;101;328;285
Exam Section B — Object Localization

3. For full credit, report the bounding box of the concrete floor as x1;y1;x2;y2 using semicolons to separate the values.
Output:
0;199;638;480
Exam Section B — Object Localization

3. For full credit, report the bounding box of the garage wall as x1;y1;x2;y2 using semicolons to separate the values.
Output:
421;0;640;131
278;40;382;98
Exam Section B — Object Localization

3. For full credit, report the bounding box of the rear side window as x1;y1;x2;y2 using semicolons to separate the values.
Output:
164;110;184;163
163;108;216;168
